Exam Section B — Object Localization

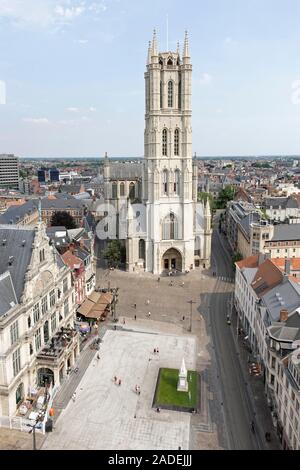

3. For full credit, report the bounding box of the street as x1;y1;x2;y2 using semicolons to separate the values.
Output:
208;226;260;449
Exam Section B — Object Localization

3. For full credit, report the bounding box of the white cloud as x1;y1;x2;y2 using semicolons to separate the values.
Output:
199;73;212;85
67;107;79;112
89;106;97;112
74;39;89;44
23;117;50;124
0;0;107;30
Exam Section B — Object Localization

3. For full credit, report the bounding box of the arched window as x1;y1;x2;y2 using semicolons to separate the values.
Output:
162;170;168;195
168;81;173;107
120;182;125;197
129;182;135;200
162;213;178;240
178;80;181;109
139;239;145;260
160;81;163;108
174;169;180;195
167;57;173;67
174;128;179;156
112;182;117;199
162;129;167;156
159;57;163;67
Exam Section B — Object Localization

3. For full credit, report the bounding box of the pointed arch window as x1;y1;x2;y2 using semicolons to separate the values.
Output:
162;128;167;156
160;80;163;108
120;182;125;197
162;169;168;195
178;80;182;109
162;213;179;240
168;81;173;107
174;128;179;156
112;182;117;199
174;169;180;195
167;57;173;67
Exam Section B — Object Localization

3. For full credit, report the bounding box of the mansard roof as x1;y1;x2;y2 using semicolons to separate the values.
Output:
0;225;35;304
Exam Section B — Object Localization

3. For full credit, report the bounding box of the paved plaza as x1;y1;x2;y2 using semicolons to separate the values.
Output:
43;326;197;450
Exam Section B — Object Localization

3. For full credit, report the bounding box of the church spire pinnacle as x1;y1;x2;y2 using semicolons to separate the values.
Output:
147;40;152;65
177;40;180;56
183;30;190;58
152;29;158;57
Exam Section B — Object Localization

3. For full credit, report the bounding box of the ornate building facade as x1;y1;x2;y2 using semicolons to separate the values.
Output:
102;31;212;274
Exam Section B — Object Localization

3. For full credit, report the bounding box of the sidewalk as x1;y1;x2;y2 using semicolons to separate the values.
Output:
230;311;281;450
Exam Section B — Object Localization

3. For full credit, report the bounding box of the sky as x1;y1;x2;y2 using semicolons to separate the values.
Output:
0;0;300;158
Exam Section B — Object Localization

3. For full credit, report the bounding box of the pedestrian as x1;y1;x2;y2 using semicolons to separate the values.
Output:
135;384;138;393
118;379;122;386
148;311;151;318
114;376;117;383
72;392;76;402
181;281;185;287
123;318;126;325
138;388;141;396
156;347;159;354
156;407;160;413
134;314;137;320
154;348;156;354
169;281;173;287
134;303;137;309
146;299;150;305
157;277;160;283
182;315;185;321
97;353;100;360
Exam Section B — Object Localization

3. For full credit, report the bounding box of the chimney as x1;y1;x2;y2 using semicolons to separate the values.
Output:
285;259;291;276
258;253;265;266
280;309;288;323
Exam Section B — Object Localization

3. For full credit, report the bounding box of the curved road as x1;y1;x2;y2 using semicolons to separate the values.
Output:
209;226;261;450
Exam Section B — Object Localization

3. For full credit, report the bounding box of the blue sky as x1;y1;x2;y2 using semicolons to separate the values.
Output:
0;0;300;158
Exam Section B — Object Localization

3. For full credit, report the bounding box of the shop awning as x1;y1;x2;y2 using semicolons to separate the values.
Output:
77;292;113;320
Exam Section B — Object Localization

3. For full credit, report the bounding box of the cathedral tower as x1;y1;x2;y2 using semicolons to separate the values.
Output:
143;31;199;274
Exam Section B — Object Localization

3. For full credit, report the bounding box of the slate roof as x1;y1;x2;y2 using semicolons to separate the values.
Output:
262;280;300;323
0;199;38;224
108;162;143;180
272;224;300;241
0;271;18;316
41;198;84;210
0;225;35;305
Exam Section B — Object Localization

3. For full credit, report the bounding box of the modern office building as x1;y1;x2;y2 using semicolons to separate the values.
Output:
0;154;19;189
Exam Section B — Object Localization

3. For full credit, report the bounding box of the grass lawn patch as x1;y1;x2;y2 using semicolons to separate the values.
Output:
153;368;198;412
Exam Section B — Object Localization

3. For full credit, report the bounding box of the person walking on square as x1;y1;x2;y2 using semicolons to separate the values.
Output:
154;348;156;354
72;392;76;402
156;347;159;354
134;314;137;320
118;379;122;386
148;311;151;318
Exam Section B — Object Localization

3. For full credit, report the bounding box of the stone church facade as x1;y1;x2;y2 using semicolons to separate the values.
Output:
103;31;212;274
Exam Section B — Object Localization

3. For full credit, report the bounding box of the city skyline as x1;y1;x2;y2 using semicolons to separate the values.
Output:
0;0;300;157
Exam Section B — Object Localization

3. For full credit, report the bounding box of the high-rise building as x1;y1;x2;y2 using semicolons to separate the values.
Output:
38;168;46;183
49;168;60;182
0;154;19;189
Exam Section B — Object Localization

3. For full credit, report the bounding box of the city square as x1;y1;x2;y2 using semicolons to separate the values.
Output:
42;326;196;450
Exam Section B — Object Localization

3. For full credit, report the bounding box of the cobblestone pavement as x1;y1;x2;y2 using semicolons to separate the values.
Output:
42;328;197;450
0;428;44;450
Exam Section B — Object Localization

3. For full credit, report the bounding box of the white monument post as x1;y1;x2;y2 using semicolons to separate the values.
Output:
177;358;189;392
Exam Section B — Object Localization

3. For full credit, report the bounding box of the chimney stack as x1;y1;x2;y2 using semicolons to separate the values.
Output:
280;309;288;323
285;258;291;276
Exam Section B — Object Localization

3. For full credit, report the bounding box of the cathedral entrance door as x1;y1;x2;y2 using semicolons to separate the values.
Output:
162;248;182;273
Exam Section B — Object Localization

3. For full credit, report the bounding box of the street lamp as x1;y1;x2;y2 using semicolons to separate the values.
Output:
187;300;196;332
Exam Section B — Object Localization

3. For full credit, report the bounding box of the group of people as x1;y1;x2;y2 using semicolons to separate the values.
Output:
153;347;159;354
134;385;141;395
113;376;122;386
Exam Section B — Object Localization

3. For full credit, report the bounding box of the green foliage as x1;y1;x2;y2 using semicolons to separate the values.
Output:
232;252;243;270
216;185;236;209
154;368;198;408
251;162;271;169
50;211;76;229
197;192;216;211
103;240;122;267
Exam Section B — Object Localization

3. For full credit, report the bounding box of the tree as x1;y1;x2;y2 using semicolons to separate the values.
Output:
232;252;243;271
197;192;216;211
103;240;122;267
216;186;236;209
50;211;76;229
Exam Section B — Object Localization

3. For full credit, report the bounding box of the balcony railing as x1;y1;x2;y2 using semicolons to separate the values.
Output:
36;327;78;364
